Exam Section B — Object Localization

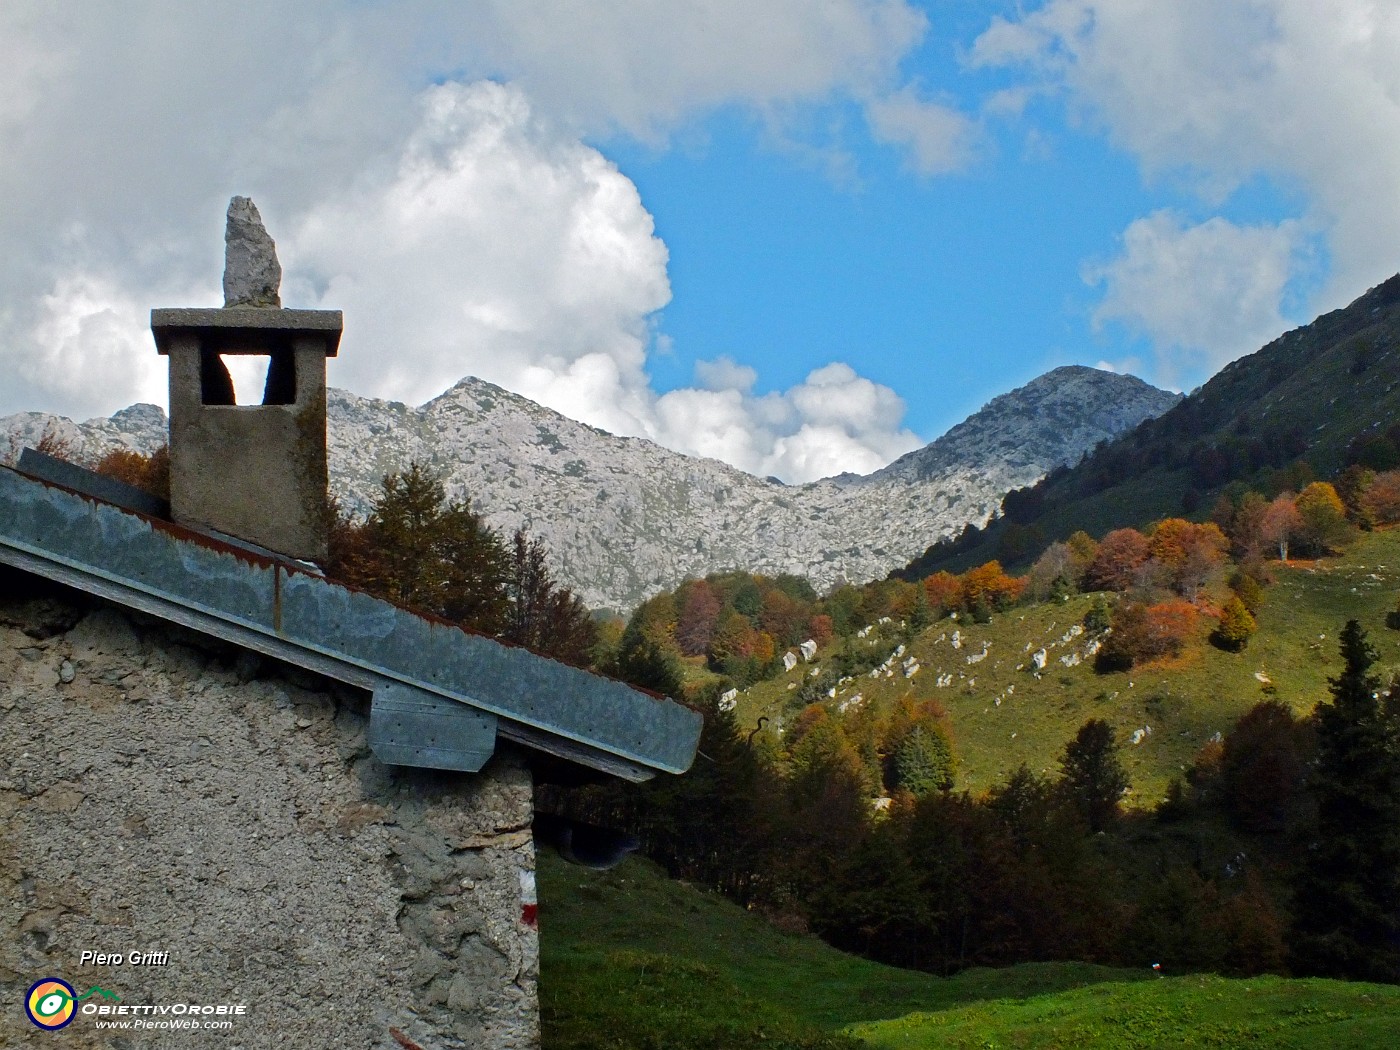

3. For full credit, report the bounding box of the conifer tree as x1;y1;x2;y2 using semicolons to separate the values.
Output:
503;528;597;666
1058;719;1129;832
895;725;954;797
1289;620;1400;982
329;462;509;634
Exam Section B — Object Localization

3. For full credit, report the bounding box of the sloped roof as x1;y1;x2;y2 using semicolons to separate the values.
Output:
0;460;700;781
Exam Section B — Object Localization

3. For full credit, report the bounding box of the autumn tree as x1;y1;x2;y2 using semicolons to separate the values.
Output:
1026;541;1075;601
960;561;1025;617
627;591;678;651
94;444;171;500
1065;530;1100;583
1150;519;1228;597
1096;600;1198;671
1084;528;1151;592
1360;469;1400;526
1294;481;1351;555
1227;490;1270;563
922;571;963;617
1261;493;1302;561
759;585;807;648
1289;621;1400;982
708;608;757;667
675;579;721;656
1211;596;1257;652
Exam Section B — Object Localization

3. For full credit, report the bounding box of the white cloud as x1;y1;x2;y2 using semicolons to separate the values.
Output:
972;0;1400;361
20;273;167;419
694;356;759;393
653;361;922;483
442;1;930;139
286;81;670;414
0;1;946;482
1084;210;1303;383
865;86;978;175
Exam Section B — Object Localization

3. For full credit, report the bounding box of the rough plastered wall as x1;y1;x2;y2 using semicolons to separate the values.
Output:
0;573;539;1049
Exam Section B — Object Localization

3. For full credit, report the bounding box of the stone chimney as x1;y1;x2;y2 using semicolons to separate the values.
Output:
151;197;342;562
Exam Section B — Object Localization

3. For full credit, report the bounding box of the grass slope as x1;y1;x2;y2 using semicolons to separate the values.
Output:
537;850;1141;1048
849;974;1400;1049
539;853;1400;1049
737;530;1400;805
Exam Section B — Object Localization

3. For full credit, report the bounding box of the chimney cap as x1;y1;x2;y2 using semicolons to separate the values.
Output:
150;306;343;356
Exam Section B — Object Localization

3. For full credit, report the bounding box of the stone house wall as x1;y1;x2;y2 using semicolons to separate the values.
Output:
0;572;539;1048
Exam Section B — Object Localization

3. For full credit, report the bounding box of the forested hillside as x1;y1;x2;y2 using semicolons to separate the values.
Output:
901;273;1400;577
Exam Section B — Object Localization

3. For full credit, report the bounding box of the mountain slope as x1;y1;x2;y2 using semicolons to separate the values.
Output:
903;273;1400;576
2;367;1176;611
866;366;1179;486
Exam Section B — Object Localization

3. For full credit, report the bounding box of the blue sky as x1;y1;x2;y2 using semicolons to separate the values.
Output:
620;101;1158;437
2;2;1396;482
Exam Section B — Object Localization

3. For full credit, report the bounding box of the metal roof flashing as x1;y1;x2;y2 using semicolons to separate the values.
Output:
0;463;701;781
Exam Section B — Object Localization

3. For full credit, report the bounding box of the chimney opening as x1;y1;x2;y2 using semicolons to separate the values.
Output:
201;353;297;406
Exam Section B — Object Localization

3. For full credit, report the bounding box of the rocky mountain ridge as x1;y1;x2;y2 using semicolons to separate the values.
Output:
3;365;1178;611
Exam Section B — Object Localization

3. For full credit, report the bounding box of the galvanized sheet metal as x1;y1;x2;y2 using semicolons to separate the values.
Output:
369;683;498;772
0;466;700;776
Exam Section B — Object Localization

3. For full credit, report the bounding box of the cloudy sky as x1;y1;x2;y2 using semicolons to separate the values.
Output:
3;2;1397;483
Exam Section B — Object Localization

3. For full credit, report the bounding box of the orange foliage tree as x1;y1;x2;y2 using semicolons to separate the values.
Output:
675;579;720;656
1150;518;1229;597
960;561;1026;614
1261;493;1302;561
1097;599;1200;671
922;571;963;617
1085;528;1151;592
1360;469;1400;526
94;445;171;500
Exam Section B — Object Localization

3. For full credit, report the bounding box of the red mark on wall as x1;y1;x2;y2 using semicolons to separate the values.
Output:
519;869;538;929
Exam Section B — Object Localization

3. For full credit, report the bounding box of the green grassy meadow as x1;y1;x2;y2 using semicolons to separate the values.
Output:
849;974;1400;1049
539;851;1400;1049
736;529;1400;805
537;849;1142;1048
